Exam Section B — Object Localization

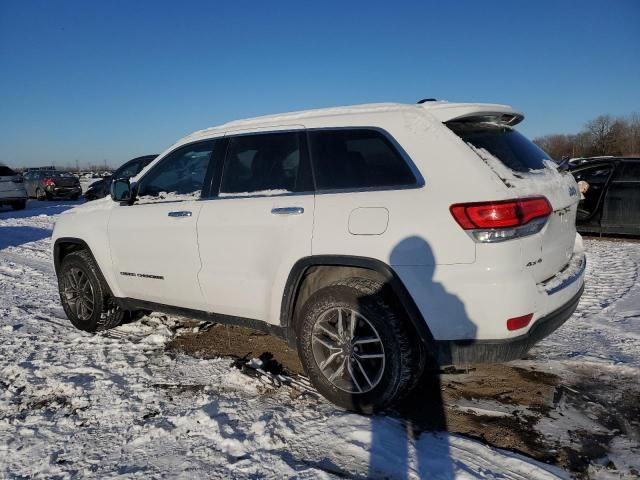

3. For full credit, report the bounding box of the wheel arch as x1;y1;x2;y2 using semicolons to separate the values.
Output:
54;236;124;299
53;237;92;275
280;255;435;348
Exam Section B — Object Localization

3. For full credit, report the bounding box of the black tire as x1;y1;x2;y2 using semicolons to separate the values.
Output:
71;194;80;201
36;188;46;201
11;200;26;210
297;277;423;413
58;250;124;332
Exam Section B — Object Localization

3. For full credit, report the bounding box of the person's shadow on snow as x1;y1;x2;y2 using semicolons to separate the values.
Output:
363;235;477;479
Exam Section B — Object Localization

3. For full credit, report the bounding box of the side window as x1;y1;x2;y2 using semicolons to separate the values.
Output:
309;129;416;190
616;161;640;181
137;141;216;202
219;131;307;196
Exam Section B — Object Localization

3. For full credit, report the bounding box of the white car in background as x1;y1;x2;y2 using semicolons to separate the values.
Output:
52;100;586;412
0;165;28;210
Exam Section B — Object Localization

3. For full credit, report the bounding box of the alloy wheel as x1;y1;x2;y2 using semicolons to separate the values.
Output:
62;267;95;322
311;307;386;394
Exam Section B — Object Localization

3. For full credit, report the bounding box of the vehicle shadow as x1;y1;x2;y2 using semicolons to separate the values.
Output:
0;199;82;220
364;235;477;479
0;226;51;250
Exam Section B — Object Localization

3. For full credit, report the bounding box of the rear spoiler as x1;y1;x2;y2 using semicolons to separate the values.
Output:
420;102;524;126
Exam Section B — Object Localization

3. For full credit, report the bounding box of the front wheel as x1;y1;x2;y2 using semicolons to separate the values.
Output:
58;250;124;332
297;278;423;413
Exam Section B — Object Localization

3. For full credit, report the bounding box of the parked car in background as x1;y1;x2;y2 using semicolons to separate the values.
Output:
52;100;585;412
23;170;82;200
570;157;640;236
84;155;157;201
0;165;28;210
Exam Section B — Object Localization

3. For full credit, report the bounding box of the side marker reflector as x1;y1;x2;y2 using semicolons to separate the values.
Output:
507;313;533;331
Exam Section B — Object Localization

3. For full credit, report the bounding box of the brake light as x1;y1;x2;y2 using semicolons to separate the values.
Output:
507;313;533;331
42;178;55;187
450;197;552;243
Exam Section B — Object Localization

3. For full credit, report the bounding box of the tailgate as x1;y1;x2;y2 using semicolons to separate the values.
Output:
446;119;580;282
516;169;579;282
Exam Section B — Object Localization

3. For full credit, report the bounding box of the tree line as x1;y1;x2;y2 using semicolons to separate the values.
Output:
533;112;640;160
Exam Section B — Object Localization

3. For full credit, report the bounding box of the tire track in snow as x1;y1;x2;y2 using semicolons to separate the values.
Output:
533;238;640;366
574;239;638;318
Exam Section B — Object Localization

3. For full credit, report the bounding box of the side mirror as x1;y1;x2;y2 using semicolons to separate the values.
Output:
111;178;132;203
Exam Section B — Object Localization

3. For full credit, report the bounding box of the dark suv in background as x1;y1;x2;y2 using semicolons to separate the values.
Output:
23;170;82;200
84;155;157;201
570;157;640;236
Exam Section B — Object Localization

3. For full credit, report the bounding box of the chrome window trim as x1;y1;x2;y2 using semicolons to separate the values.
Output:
198;190;315;202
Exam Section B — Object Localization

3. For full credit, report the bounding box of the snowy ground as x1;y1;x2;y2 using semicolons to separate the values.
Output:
0;200;638;479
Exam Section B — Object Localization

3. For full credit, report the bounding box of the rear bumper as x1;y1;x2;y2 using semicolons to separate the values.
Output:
434;284;584;364
48;186;82;197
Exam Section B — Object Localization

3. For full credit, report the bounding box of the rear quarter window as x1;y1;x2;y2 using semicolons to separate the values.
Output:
617;161;640;181
309;129;416;190
447;122;551;173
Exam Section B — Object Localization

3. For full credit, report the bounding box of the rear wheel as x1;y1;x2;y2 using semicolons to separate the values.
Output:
297;278;422;413
11;200;26;210
36;188;46;201
58;250;124;332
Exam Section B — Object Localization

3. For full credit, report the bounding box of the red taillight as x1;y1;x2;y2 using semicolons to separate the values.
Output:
42;178;55;187
450;197;552;230
507;313;533;331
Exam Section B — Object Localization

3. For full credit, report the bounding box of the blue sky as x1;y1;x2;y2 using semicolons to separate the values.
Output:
1;0;639;168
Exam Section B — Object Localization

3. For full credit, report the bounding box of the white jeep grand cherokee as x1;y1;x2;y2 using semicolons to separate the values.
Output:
53;101;586;412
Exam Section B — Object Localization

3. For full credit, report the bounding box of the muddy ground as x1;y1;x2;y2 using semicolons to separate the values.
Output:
167;323;640;478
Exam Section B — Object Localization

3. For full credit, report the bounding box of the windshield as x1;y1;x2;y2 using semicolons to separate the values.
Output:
447;122;552;172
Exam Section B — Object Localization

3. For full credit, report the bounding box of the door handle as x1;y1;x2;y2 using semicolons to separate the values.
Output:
271;207;304;216
168;211;192;217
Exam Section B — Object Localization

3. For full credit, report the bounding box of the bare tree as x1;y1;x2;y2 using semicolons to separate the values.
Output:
585;115;615;155
534;112;640;159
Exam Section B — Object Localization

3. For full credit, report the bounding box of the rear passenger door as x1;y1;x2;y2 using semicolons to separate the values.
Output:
602;160;640;235
197;129;315;324
309;128;424;262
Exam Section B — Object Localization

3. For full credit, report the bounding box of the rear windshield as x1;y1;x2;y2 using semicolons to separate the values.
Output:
447;122;551;173
0;166;16;176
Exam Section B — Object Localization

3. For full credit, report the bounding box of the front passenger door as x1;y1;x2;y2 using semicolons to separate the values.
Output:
108;140;220;310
